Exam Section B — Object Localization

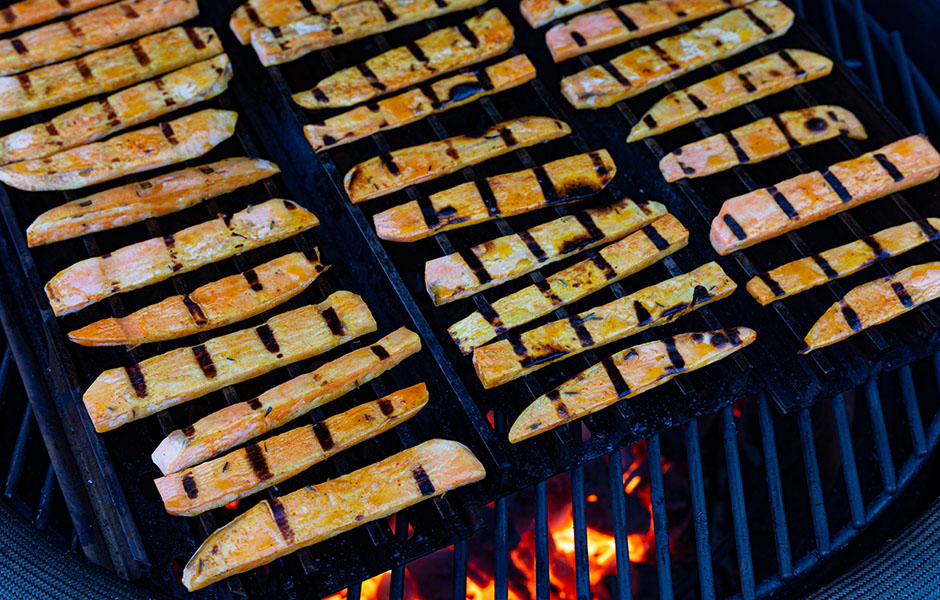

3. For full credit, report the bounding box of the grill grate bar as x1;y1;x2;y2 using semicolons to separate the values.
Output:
722;406;755;600
898;365;928;456
571;465;590;600
390;514;408;600
535;479;551;600
821;0;844;60
4;402;33;499
863;381;898;493
889;32;926;133
851;0;883;101
683;419;716;600
797;408;831;553
647;435;673;600
607;449;633;600
33;464;56;531
830;394;866;528
453;539;468;600
756;393;793;578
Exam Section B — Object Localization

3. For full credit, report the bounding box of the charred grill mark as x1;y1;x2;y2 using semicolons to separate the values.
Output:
124;362;147;397
321;307;346;336
184;26;206;50
435;0;447;6
727;328;742;345
413;465;435;495
862;235;888;259
821;168;853;203
160;122;178;145
758;272;786;297
569;314;595;347
182;294;208;326
312;88;329;103
375;0;398;21
518;230;548;262
555;401;570;418
128;40;150;66
181;474;198;499
778;50;805;76
300;0;316;12
75;59;92;80
589;151;609;177
571;31;587;47
590;251;617;280
268;498;295;542
44;122;58;136
873;153;904;181
663;337;686;372
192;345;217;378
182;425;195;437
98;97;120;127
613;8;638;31
405;41;428;64
805;116;828;133
534;279;561;304
692;285;711;304
417;195;440;228
771;114;800;149
444;140;459;161
245;443;272;481
916;219;940;241
476;179;500;217
370;344;390;360
15;74;32;95
256;325;280;355
10;39;27;54
643;114;657;129
458;248;492;284
768;185;799;220
378;153;400;176
247;398;263;410
649;42;680;71
378;398;395;416
812;254;839;279
724;131;750;163
602;356;631;398
633;300;651;325
120;3;140;18
575;212;605;244
456;23;479;48
418;82;440;108
312;421;334;451
532;166;559;204
737;72;757;93
709;331;730;348
357;63;386;91
58;0;70;7
687;93;707;111
498;127;517;147
892;280;914;307
242;269;263;292
506;332;527;358
601;61;631;87
742;7;774;34
244;4;263;26
477;301;506;334
1;8;14;24
841;301;862;330
642;223;671;251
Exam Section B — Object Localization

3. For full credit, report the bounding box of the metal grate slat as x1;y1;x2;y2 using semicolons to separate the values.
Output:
830;394;866;528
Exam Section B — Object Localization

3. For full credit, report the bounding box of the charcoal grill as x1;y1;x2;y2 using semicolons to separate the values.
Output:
1;0;939;598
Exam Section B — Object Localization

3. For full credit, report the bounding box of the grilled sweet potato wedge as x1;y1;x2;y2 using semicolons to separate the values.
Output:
509;328;755;442
0;0;198;76
45;198;318;316
230;0;318;45
182;439;485;591
710;135;940;255
293;8;513;109
0;109;236;191
153;327;421;474
546;0;753;62
0;26;222;122
520;0;599;28
156;384;427;516
628;49;833;142
251;0;486;66
802;262;940;353
472;261;737;388
344;116;570;203
27;157;280;247
747;219;940;305
426;198;664;306
304;55;536;151
449;214;688;354
0;0;114;36
561;0;793;110
374;150;615;242
0;55;232;166
660;106;867;182
83;292;376;433
69;251;327;347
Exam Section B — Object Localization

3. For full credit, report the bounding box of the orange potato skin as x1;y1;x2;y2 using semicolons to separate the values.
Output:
0;0;114;36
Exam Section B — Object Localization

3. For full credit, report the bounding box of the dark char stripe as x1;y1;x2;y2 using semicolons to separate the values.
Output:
434;0;447;7
413;465;435;495
643;114;657;129
370;344;390;360
182;294;208;326
321;306;346;336
642;223;671;251
821;168;853;203
568;315;595;347
575;212;605;243
633;300;652;325
160;122;178;145
378;398;395;416
378;153;400;176
184;26;206;50
892;281;914;308
477;301;506;334
812;254;839;279
98;97;120;127
498;127;517;147
458;248;491;284
1;8;15;24
192;345;217;378
723;214;747;240
405;41;428;64
247;398;263;410
571;31;587;47
271;25;283;38
476;179;500;217
768;185;799;220
357;63;386;91
724;131;750;163
256;324;280;354
873;153;904;181
779;50;805;76
613;8;638;31
456;23;479;47
518;230;548;262
182;425;195;437
299;0;317;13
245;443;272;481
649;42;680;71
916;219;940;241
11;39;27;55
590;251;617;280
312;88;329;103
244;4;263;26
44;122;58;136
687;93;707;111
506;332;527;358
601;61;631;87
534;278;561;304
120;4;139;18
417;196;440;228
124;362;147;398
663;337;686;372
771;114;801;149
532;166;559;204
375;0;398;21
862;235;888;259
181;474;198;499
312;421;334;451
75;59;92;79
737;72;757;93
841;301;862;331
742;7;774;34
555;401;570;419
758;272;786;297
602;356;631;398
589;151;609;177
242;268;263;291
268;498;295;542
